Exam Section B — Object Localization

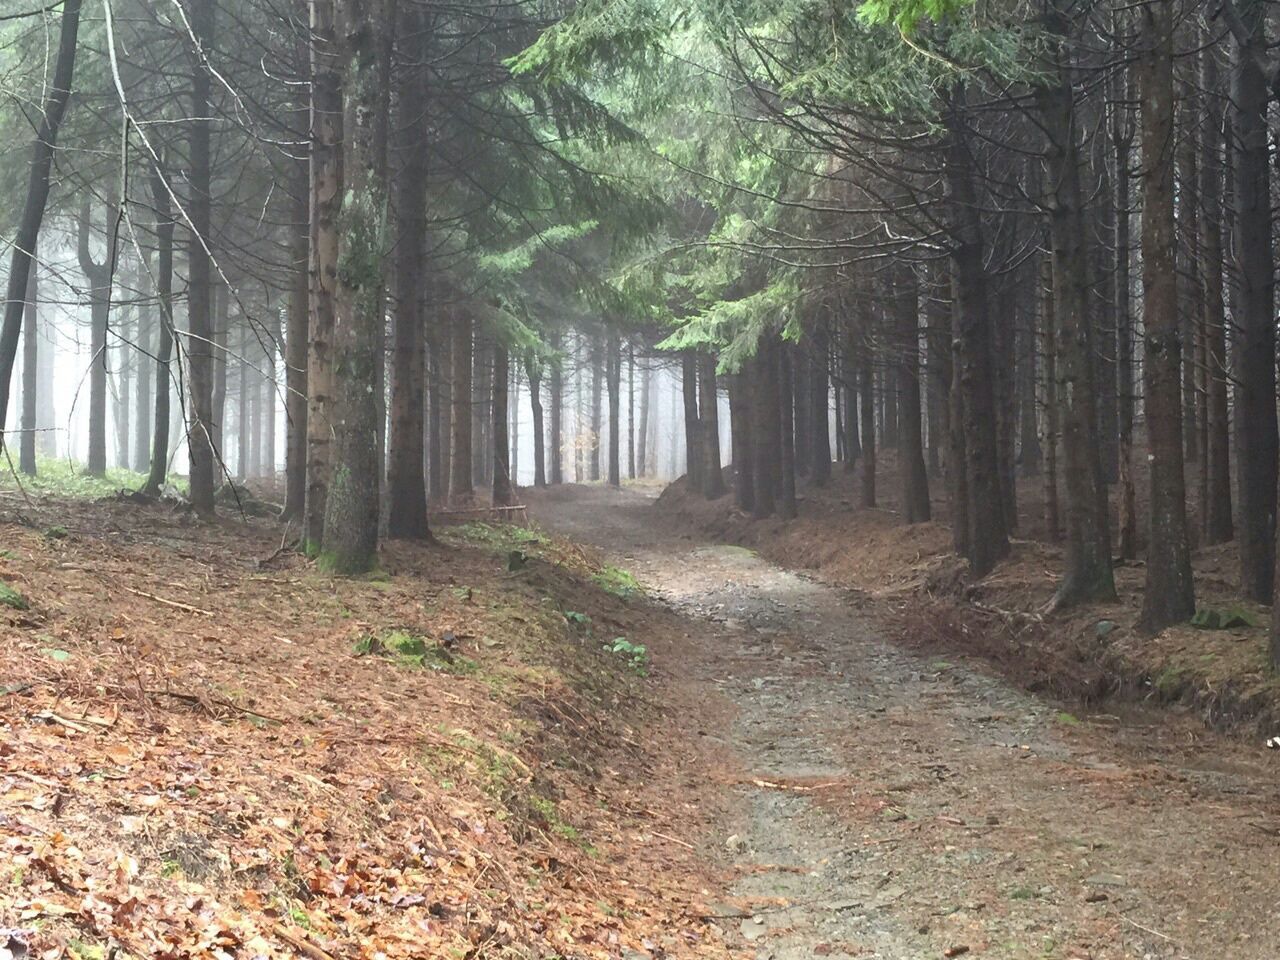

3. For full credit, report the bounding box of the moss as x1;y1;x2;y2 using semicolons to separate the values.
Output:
0;581;28;610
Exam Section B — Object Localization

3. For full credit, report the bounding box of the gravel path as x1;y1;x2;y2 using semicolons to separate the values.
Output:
531;484;1280;960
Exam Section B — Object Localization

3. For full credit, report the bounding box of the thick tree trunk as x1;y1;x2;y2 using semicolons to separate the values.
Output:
1139;0;1194;631
590;337;603;482
0;0;82;443
321;0;388;573
472;336;493;489
859;335;876;509
1039;44;1114;603
428;315;449;501
946;90;1008;576
492;343;512;505
76;198;112;478
1113;69;1138;560
1233;0;1277;603
897;266;931;523
1041;257;1062;543
1016;287;1041;478
387;38;429;538
133;281;152;474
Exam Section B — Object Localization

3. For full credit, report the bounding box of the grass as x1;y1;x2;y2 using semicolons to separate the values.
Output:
353;629;479;675
591;565;644;599
0;455;185;500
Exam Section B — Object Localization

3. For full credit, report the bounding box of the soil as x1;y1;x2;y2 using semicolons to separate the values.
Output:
528;483;1280;960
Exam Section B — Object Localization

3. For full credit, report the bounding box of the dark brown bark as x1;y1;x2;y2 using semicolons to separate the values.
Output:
549;333;563;485
606;332;621;488
283;151;309;520
728;372;754;512
699;352;725;497
637;358;650;478
1232;0;1277;603
680;351;702;489
76;197;113;478
20;263;37;476
778;345;797;519
144;167;176;497
751;336;780;518
809;318;832;486
526;356;546;487
450;305;474;500
1039;33;1115;603
1139;0;1195;631
590;336;603;482
859;330;876;510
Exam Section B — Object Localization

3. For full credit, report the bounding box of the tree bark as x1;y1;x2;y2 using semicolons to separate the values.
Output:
1233;0;1276;603
751;335;780;518
681;350;702;489
492;342;512;505
450;305;474;500
144;167;176;497
20;263;38;476
526;356;546;486
283;144;309;520
897;266;931;523
1139;0;1194;631
637;358;650;478
606;331;621;487
809;318;832;486
728;371;754;512
549;333;563;485
778;344;797;519
699;351;725;497
76;197;113;478
0;0;82;443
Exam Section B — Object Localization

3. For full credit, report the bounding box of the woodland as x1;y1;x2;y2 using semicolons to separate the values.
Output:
5;0;1280;956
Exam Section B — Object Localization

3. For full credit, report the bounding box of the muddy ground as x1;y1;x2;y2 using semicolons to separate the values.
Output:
529;483;1280;960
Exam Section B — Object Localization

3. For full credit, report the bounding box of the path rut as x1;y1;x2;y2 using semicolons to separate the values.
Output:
531;485;1280;960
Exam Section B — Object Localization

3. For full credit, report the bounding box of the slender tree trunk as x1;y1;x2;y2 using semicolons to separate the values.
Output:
144;167;175;497
492;342;512;505
809;318;832;486
681;351;702;489
637;359;649;478
450;306;474;500
132;274;152;474
1113;67;1138;559
590;336;603;482
1016;297;1041;478
20;265;38;476
76;198;113;479
1041;257;1061;543
549;333;563;485
428;314;449;501
283;148;309;520
237;326;251;479
1139;0;1194;631
527;357;546;486
0;0;82;442
897;266;931;522
1200;43;1233;544
606;332;621;487
859;332;877;509
627;343;636;480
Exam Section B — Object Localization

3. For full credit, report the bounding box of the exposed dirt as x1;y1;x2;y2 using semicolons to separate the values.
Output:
653;459;1280;737
529;483;1280;960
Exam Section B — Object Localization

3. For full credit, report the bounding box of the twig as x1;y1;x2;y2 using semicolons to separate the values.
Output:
124;586;214;616
1121;914;1175;943
257;523;293;567
270;923;337;960
651;830;695;849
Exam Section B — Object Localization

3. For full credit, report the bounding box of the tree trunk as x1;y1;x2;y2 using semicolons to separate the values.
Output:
699;351;725;497
428;314;449;501
1039;41;1114;602
627;343;636;480
1233;0;1276;603
0;0;82;443
1041;256;1062;543
76;198;112;478
144;167;175;496
450;305;474;500
283;148;309;520
897;266;931;523
321;0;388;573
590;336;603;481
809;318;832;486
186;0;217;515
549;333;563;484
729;371;754;512
387;33;429;539
1139;0;1194;631
492;342;512;505
681;350;702;488
778;343;797;519
1200;42;1233;544
606;332;621;487
946;89;1008;576
527;356;546;486
637;359;649;478
20;264;38;476
751;335;780;518
859;333;876;509
133;272;152;474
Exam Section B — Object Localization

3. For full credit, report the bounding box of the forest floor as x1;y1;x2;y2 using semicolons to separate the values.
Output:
5;475;1280;959
528;482;1280;960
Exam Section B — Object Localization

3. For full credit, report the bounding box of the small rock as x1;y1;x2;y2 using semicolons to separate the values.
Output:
725;834;748;854
1084;873;1126;888
740;918;766;941
1085;891;1109;903
943;947;970;959
1095;619;1118;639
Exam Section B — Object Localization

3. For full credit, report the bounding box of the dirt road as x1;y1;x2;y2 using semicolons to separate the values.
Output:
530;484;1280;960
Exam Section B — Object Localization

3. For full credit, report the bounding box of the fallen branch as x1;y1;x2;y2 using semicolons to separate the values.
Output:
270;922;337;960
124;587;214;616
